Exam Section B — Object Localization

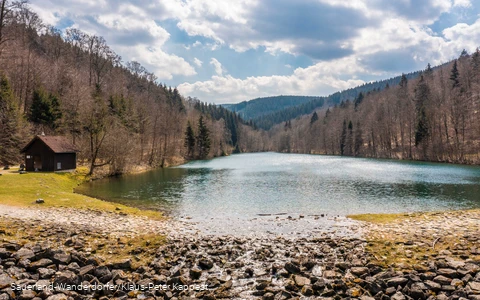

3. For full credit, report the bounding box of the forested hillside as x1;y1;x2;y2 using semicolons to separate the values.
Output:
0;1;261;175
222;96;318;120
249;70;424;130
268;51;480;164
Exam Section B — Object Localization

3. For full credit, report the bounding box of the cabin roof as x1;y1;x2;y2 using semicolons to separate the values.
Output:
21;135;80;154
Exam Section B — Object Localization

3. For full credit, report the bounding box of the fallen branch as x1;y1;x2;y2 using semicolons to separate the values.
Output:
432;237;441;249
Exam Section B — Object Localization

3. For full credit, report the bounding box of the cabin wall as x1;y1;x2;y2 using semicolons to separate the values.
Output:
24;141;55;171
54;153;76;171
23;139;77;172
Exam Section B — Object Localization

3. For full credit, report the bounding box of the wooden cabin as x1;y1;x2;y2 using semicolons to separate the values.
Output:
21;135;79;172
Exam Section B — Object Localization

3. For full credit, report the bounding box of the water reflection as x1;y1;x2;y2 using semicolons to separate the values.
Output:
78;153;480;229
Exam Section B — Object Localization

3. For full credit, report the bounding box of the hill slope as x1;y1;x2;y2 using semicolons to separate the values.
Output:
0;1;260;174
267;52;480;164
226;70;427;130
222;96;319;120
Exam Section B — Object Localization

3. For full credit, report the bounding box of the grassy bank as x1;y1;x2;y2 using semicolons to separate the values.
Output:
0;167;162;220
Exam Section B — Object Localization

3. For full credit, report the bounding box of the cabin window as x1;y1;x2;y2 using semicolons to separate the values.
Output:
57;162;62;170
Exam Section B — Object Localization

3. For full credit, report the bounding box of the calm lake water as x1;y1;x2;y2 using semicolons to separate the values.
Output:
78;153;480;235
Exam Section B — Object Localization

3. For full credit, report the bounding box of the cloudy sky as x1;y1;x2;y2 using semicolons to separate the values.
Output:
31;0;480;104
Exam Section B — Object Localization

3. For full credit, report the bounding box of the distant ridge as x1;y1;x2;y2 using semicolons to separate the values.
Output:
224;65;447;130
222;95;318;120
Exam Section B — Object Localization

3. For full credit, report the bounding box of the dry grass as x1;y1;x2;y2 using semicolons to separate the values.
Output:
0;218;166;269
350;210;480;268
348;212;417;224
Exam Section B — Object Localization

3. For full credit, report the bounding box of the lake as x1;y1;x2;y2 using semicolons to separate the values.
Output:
77;153;480;236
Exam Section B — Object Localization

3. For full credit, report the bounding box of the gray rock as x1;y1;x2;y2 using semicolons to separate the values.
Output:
351;267;369;276
0;248;10;259
0;275;14;290
38;268;56;279
256;281;269;290
110;259;131;270
294;275;310;287
390;291;406;300
19;289;36;300
301;285;314;296
312;278;326;291
385;286;396;295
263;292;275;300
409;287;426;300
323;270;338;279
387;277;408;287
198;259;214;270
78;264;95;276
52;252;71;265
244;267;254;277
437;268;458;278
436;294;448;300
446;259;465;269
433;275;452;285
311;265;322;276
469;281;480;292
425;280;441;291
15;248;35;260
46;294;69;300
53;270;79;286
189;267;202;280
441;285;455;292
28;258;53;270
284;262;300;274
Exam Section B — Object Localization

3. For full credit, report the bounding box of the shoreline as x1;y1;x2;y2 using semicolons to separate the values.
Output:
1;205;479;299
2;161;480;298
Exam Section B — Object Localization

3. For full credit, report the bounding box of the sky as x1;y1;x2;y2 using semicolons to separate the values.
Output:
31;0;480;104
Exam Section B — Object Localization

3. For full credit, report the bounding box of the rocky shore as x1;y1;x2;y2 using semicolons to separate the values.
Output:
0;207;479;299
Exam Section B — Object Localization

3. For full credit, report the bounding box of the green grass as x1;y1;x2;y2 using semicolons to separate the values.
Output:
0;167;163;219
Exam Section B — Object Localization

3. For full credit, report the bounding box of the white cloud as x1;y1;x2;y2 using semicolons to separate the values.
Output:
28;0;480;104
193;58;203;67
453;0;471;8
179;57;366;103
210;58;225;76
443;19;480;56
30;0;196;80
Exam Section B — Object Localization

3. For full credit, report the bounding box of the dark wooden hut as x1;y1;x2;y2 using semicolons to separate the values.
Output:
21;135;79;172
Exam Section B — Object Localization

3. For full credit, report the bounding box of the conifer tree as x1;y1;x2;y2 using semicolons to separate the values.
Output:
354;121;363;156
450;60;460;89
414;76;430;147
472;48;480;73
0;74;20;165
196;116;210;159
29;87;62;129
424;63;433;77
399;73;408;89
354;92;364;109
340;120;347;155
310;111;318;124
184;121;195;160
